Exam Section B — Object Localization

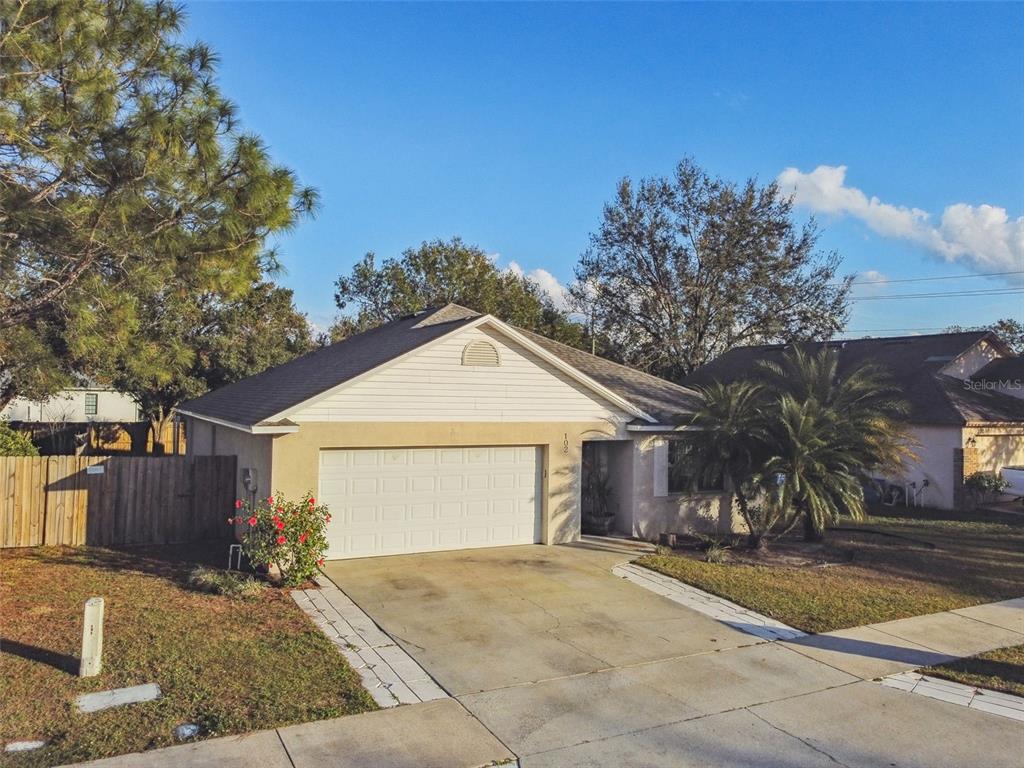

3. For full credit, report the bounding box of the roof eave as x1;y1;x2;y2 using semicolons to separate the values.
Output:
175;408;300;435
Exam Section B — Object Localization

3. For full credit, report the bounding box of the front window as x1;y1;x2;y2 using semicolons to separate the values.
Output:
84;393;98;417
667;439;723;494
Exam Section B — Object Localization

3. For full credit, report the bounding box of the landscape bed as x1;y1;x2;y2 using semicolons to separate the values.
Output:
0;544;375;767
636;506;1024;634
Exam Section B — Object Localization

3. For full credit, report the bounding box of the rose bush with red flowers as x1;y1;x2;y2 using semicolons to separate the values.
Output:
228;492;330;586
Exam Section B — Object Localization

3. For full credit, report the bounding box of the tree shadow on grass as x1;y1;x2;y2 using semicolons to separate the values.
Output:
926;655;1024;690
11;540;243;588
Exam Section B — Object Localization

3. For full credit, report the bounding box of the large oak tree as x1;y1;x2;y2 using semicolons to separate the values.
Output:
572;158;852;381
332;237;588;347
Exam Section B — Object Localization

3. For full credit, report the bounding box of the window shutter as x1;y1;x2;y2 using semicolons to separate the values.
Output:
652;438;668;497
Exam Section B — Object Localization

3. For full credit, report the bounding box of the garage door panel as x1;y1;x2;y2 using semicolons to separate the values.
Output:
320;446;542;559
410;503;434;520
351;451;379;467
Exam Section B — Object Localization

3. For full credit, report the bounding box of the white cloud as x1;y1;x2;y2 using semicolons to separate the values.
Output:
777;165;1024;279
858;270;888;283
506;261;570;311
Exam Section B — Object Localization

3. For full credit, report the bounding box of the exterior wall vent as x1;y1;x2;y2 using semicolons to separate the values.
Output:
462;340;501;367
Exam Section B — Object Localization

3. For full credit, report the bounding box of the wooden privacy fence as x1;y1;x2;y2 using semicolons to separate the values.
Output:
0;455;237;548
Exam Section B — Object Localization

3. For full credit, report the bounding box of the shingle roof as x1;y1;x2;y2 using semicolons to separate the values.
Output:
973;357;1024;385
936;374;1024;424
178;307;481;427
178;304;700;428
519;330;701;424
682;331;1023;426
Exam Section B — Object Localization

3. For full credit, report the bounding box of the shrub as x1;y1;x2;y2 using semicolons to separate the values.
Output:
694;534;731;563
0;423;38;456
964;471;1009;495
704;542;730;564
230;491;329;586
187;566;265;598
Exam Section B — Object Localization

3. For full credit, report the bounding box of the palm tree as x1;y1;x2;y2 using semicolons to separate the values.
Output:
687;380;777;548
758;347;910;541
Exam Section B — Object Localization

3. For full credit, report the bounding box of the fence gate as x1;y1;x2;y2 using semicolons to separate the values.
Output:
0;455;236;548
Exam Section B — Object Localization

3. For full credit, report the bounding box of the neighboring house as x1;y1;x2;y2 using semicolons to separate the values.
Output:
2;387;141;423
178;304;732;559
683;331;1024;510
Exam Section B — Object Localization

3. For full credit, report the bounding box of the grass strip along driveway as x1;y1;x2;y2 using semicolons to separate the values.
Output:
637;506;1024;634
921;644;1024;699
0;544;375;767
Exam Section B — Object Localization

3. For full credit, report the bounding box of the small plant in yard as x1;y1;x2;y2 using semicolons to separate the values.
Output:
187;566;265;598
696;534;731;563
231;492;330;586
703;541;730;564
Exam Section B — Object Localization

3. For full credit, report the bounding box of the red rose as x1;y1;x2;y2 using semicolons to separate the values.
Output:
234;499;243;509
309;498;316;506
267;496;275;505
275;520;285;530
248;516;257;526
298;532;308;544
317;558;324;566
276;535;286;545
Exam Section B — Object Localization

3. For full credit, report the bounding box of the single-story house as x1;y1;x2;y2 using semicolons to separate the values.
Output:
683;331;1024;510
178;304;734;559
2;386;141;423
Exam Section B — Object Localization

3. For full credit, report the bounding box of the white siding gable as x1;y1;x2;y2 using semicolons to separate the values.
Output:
291;325;631;424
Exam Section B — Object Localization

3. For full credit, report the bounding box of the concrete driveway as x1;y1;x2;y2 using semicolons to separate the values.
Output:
324;543;1023;767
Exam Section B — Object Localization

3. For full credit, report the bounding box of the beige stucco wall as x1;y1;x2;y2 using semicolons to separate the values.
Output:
268;420;627;545
185;417;273;504
627;435;738;539
967;425;1024;474
185;417;752;547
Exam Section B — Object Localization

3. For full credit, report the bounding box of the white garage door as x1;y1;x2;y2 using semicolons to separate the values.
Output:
319;446;542;559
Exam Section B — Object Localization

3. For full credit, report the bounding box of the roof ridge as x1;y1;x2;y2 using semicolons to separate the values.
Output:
412;303;482;328
726;330;992;353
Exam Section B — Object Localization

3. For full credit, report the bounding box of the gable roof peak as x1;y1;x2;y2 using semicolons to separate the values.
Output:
411;303;482;328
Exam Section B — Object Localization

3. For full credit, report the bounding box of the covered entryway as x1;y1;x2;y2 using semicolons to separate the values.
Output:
319;446;542;559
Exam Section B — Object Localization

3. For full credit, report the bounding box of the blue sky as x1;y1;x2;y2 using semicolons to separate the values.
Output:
183;2;1024;335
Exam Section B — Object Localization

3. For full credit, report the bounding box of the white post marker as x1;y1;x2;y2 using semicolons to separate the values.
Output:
79;597;104;677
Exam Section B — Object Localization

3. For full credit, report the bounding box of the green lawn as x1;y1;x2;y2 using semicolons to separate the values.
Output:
637;506;1024;634
920;645;1024;698
0;544;375;767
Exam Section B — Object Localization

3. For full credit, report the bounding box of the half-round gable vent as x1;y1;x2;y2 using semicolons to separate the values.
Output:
462;340;501;367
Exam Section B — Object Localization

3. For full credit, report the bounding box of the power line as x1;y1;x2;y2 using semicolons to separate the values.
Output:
846;269;1024;286
836;327;950;333
849;287;1024;301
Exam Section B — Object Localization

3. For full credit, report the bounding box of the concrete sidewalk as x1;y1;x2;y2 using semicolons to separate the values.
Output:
62;699;515;768
782;596;1024;680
